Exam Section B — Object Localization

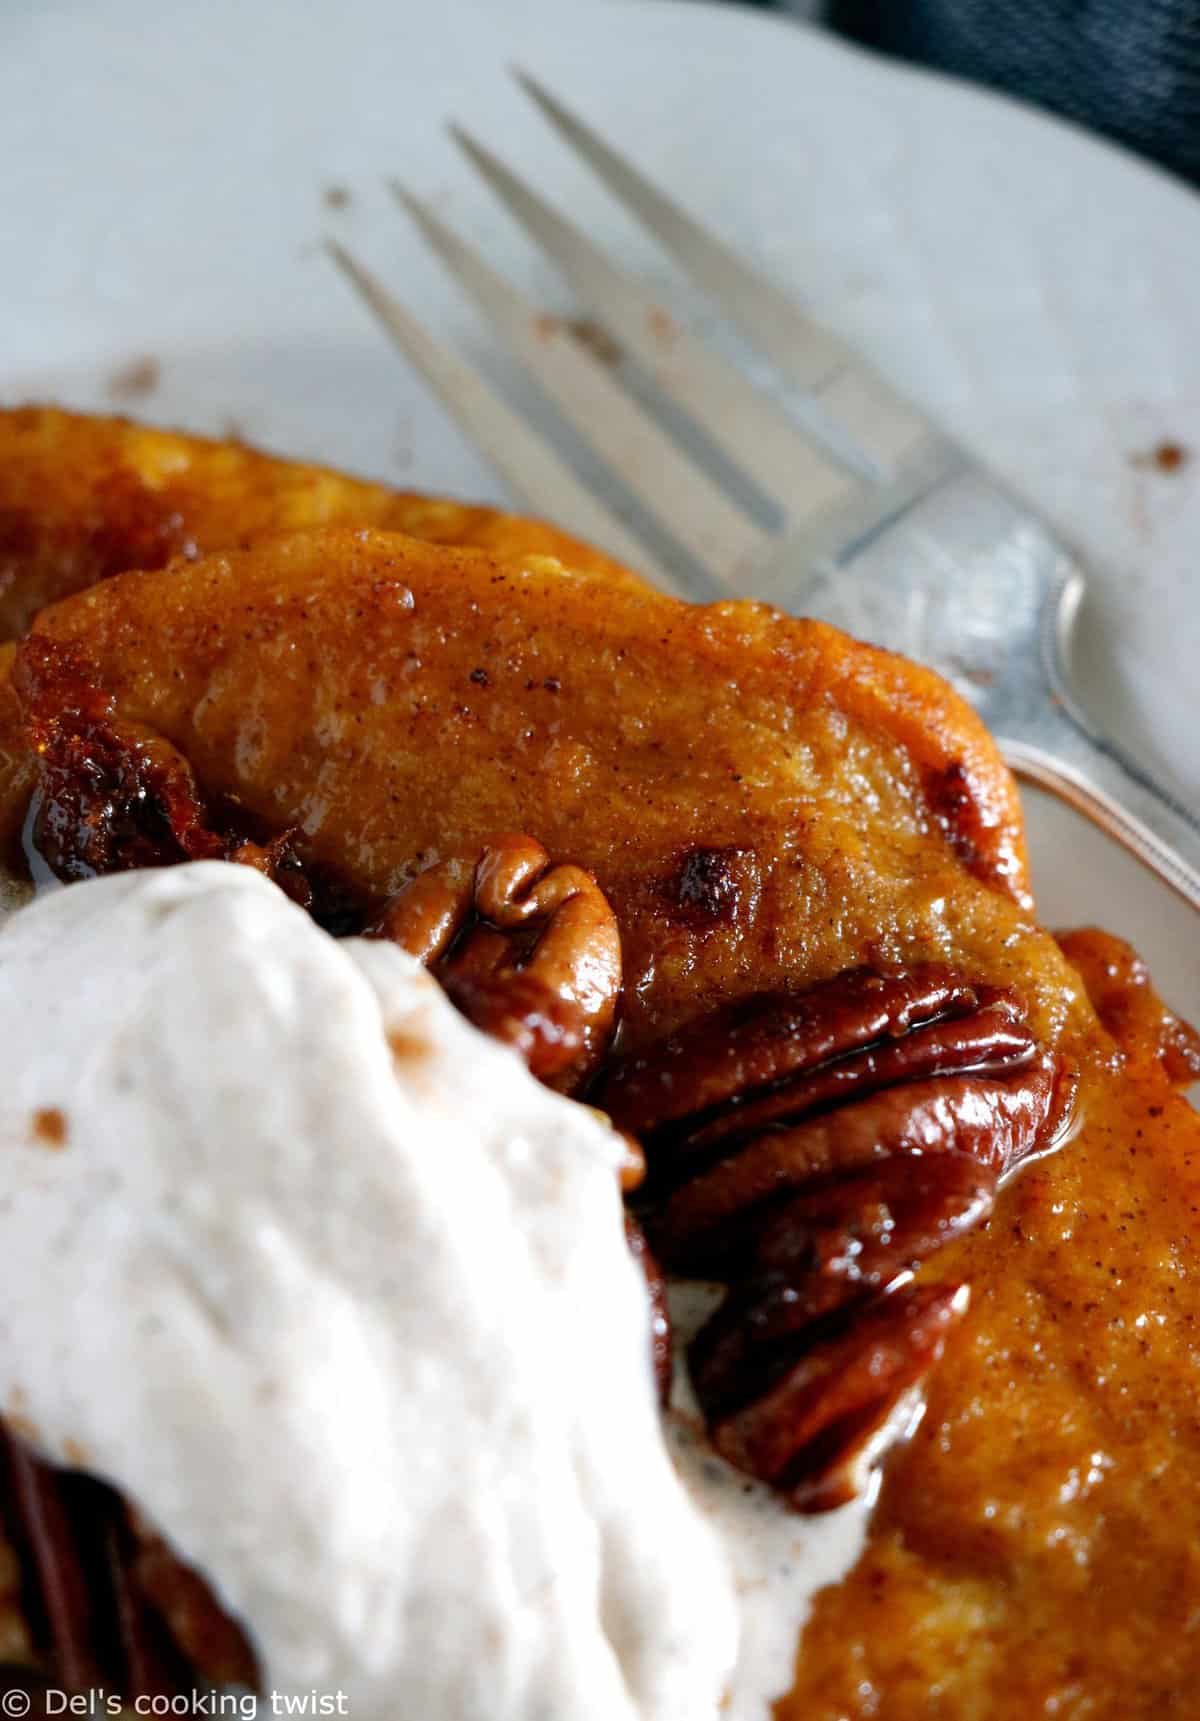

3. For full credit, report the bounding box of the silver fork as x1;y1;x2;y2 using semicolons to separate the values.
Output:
328;70;1200;911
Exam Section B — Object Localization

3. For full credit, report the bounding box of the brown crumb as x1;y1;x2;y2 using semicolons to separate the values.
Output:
533;312;561;342
61;1438;89;1467
647;306;677;348
1131;439;1190;473
31;1107;67;1148
106;356;161;401
567;317;623;367
388;1030;431;1064
324;184;352;211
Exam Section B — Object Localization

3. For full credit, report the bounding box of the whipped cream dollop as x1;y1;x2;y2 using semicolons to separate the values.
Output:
0;863;738;1718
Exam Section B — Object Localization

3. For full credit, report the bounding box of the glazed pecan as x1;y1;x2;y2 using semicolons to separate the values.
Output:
0;1425;257;1701
624;1215;673;1404
128;1518;259;1689
370;834;622;1092
604;966;1076;1512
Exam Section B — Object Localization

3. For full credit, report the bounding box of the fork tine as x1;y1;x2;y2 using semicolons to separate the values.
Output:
515;69;956;482
326;241;671;585
448;123;861;525
389;182;771;583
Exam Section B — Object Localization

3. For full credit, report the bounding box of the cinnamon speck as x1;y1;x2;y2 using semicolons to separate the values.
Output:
533;312;561;342
324;184;352;211
388;1030;431;1065
1131;440;1190;474
31;1107;67;1148
61;1438;89;1467
647;306;677;348
567;317;623;367
106;356;161;401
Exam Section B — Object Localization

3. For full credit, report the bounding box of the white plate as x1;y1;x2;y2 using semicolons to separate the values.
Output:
2;0;1197;1012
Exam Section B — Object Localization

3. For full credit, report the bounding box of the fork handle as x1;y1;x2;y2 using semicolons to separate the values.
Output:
1000;705;1200;911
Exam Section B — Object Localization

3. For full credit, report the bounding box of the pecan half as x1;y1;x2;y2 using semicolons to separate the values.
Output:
370;834;622;1092
624;1216;673;1404
603;965;1076;1512
0;1426;258;1701
709;1281;970;1513
129;1518;259;1689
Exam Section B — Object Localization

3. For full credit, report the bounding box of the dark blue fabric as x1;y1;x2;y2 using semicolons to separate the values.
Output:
825;0;1200;185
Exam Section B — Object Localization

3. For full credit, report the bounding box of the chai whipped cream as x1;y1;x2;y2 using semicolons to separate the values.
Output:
664;1287;873;1719
0;862;873;1718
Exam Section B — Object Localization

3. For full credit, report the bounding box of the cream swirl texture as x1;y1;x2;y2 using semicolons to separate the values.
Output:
0;863;738;1719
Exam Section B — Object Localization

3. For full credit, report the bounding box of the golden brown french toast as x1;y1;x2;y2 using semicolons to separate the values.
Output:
0;404;643;638
0;524;1069;1048
0;423;1197;1717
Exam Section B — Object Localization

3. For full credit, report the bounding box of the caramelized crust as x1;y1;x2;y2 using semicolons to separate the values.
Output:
0;405;644;639
1056;926;1200;1084
0;526;1078;1058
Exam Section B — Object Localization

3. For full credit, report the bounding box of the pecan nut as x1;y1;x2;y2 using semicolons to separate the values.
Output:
623;1214;673;1405
708;1280;970;1514
603;965;1076;1512
0;1425;257;1699
370;833;621;1092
